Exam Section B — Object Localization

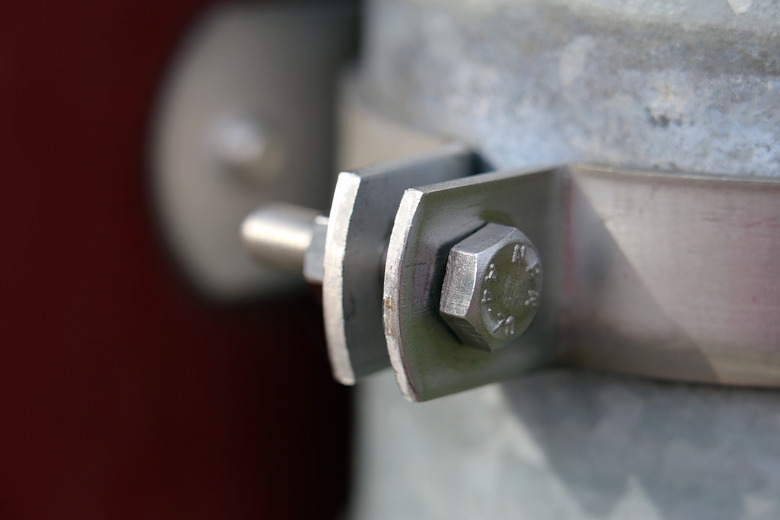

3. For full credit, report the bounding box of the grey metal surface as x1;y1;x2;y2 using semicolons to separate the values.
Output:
384;167;562;401
241;203;319;274
151;2;356;300
359;0;779;177
440;223;543;352
323;145;477;384
350;369;780;520
564;166;780;385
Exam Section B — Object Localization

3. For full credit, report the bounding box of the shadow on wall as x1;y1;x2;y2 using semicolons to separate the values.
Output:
502;370;780;520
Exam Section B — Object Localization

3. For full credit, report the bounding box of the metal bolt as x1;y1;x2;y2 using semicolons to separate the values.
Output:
241;203;322;275
439;223;542;352
212;116;285;184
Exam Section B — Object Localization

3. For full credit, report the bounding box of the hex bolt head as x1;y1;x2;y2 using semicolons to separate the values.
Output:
439;223;542;352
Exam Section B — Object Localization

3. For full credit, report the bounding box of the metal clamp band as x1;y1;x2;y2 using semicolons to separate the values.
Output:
384;164;780;401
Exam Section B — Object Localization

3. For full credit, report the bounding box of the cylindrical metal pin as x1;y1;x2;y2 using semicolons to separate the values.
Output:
241;203;321;274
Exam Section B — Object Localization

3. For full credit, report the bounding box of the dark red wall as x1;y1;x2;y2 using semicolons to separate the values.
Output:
0;1;350;518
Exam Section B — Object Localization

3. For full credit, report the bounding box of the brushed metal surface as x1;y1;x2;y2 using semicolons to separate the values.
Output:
564;166;780;384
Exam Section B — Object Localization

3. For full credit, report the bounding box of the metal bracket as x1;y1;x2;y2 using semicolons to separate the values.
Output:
385;163;780;401
241;146;780;401
384;166;562;401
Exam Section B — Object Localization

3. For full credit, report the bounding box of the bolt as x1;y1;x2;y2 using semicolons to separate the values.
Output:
212;116;284;184
439;223;542;352
241;203;321;275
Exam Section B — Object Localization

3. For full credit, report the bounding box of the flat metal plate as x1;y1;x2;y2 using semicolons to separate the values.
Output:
565;166;780;384
323;145;478;384
151;3;356;300
383;168;563;401
384;165;780;401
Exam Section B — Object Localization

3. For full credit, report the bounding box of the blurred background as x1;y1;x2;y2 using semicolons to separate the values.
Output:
0;1;351;518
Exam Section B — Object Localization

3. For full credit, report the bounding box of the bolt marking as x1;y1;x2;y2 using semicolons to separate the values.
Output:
439;224;543;352
481;246;540;337
524;290;540;308
512;244;526;263
504;315;516;336
490;311;504;333
491;313;516;336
